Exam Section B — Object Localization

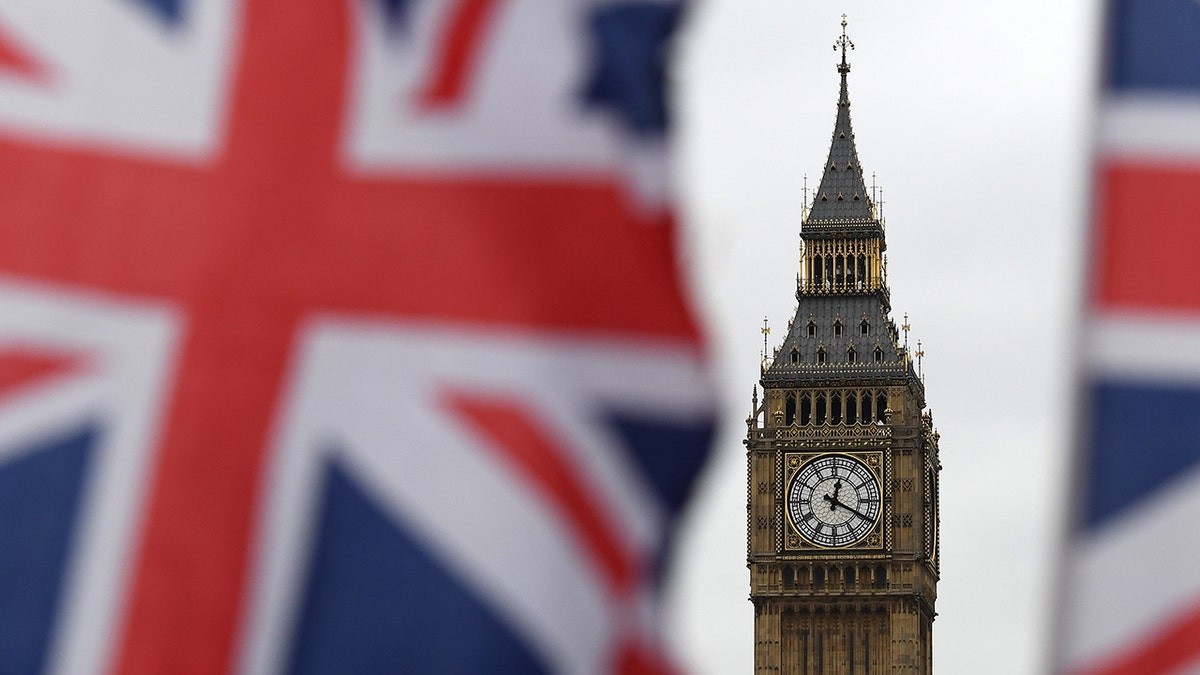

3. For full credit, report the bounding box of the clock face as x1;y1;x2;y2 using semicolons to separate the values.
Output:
787;454;881;548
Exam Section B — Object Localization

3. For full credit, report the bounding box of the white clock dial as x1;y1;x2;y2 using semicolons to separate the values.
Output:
787;454;881;548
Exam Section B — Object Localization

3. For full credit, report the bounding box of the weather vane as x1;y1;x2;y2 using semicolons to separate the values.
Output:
834;14;854;69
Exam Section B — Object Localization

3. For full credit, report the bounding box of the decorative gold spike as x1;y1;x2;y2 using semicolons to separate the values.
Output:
834;15;854;68
916;340;925;380
760;316;771;369
802;173;809;221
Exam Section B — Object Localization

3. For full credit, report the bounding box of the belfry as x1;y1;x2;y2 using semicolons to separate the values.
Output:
746;19;941;673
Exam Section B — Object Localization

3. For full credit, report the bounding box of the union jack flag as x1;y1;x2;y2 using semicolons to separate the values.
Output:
1057;1;1200;673
0;1;714;673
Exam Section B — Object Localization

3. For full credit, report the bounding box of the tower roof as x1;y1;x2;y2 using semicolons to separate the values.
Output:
761;294;919;393
803;19;881;237
762;19;918;390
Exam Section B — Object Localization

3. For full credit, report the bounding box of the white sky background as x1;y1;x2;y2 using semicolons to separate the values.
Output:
665;2;1099;672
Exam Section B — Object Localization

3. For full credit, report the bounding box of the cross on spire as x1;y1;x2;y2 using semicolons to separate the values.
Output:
834;14;854;73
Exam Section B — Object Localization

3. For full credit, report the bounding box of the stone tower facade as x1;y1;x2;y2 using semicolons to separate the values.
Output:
746;21;941;674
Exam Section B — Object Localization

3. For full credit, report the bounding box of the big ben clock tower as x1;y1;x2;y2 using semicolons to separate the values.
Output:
746;19;941;673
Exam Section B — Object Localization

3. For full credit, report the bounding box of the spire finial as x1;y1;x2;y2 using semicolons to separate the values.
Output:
834;15;854;73
916;340;925;381
802;173;809;221
761;315;771;359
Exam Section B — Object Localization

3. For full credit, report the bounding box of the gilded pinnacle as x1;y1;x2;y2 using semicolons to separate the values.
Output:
835;15;854;74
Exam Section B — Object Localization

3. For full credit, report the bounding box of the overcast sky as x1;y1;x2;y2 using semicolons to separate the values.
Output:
665;2;1098;672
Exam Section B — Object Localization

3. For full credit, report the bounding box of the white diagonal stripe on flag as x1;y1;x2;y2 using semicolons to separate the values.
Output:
1060;464;1200;670
238;318;713;675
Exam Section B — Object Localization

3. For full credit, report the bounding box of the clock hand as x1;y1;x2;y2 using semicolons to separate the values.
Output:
846;504;874;522
822;491;840;511
820;480;844;511
828;495;874;522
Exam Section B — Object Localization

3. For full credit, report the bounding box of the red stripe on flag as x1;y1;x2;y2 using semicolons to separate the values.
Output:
110;2;355;672
0;347;84;399
1076;599;1200;675
613;639;680;675
1092;161;1200;312
447;392;640;595
417;0;503;110
0;23;48;84
450;393;680;674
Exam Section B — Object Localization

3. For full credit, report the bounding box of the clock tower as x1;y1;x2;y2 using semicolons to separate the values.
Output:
746;20;941;673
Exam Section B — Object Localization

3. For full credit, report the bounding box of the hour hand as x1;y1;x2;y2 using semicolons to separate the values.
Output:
821;480;843;510
822;491;839;510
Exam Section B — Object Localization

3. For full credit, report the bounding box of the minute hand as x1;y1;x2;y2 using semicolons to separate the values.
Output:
826;495;875;522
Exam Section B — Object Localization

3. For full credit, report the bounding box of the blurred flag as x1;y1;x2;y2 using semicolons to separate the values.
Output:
1057;1;1200;673
0;1;714;674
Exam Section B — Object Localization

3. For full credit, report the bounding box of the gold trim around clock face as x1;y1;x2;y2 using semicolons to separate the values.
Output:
783;450;885;551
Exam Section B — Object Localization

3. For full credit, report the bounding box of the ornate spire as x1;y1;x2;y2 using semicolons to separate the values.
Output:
762;18;914;385
835;14;854;75
805;17;878;230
